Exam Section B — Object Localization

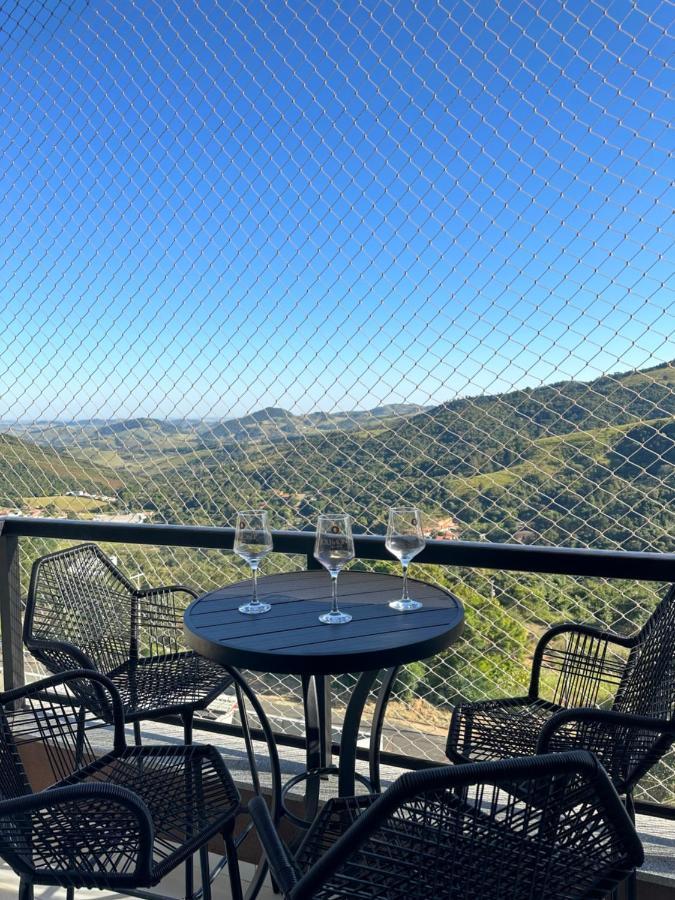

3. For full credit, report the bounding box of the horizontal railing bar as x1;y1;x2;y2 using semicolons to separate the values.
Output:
2;516;675;581
633;800;675;821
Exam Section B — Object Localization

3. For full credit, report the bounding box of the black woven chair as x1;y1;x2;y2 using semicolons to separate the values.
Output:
24;543;241;745
447;584;675;810
249;750;642;900
0;670;244;900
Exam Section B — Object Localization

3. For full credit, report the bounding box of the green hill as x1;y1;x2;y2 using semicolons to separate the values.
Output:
0;433;122;506
130;360;674;550
4;360;674;552
6;403;428;459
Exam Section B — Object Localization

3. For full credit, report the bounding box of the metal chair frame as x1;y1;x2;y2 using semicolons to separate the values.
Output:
24;544;236;744
0;670;246;900
249;750;643;900
447;585;675;796
23;543;286;898
446;585;675;900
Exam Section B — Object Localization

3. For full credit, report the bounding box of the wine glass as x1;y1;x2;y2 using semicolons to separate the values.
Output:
313;514;355;625
234;510;273;614
385;507;426;611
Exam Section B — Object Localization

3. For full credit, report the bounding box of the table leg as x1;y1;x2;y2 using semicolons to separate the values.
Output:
289;670;381;821
337;669;379;797
316;675;332;768
369;666;400;793
301;673;324;822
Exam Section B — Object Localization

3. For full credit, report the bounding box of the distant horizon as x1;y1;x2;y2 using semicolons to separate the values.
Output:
3;355;672;426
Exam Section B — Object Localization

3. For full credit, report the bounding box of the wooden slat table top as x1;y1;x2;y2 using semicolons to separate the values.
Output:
183;571;464;675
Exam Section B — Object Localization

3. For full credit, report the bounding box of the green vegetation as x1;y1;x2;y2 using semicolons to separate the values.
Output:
0;434;120;507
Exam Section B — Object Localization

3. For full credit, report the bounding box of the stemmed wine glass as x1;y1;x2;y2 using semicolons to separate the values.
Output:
313;514;355;624
234;510;273;615
385;507;426;611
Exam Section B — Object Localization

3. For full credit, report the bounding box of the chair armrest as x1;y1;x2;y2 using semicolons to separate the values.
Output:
0;783;154;885
134;586;198;655
530;622;635;706
1;669;127;754
537;707;675;791
248;796;298;895
135;584;198;600
24;636;97;673
538;706;675;751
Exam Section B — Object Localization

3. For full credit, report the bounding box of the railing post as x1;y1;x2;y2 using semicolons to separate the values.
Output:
0;534;25;693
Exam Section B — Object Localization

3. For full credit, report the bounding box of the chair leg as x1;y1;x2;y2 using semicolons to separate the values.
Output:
224;825;243;900
182;709;194;744
185;852;194;900
199;844;212;900
133;719;142;747
18;880;33;900
624;792;637;900
195;749;212;900
183;710;195;898
235;683;261;796
625;872;637;900
66;888;74;900
74;705;87;769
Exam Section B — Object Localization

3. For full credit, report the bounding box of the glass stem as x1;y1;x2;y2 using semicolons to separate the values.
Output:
251;564;259;605
331;572;339;613
402;562;409;600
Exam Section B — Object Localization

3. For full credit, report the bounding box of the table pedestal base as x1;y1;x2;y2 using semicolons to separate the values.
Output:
281;766;374;827
291;666;401;826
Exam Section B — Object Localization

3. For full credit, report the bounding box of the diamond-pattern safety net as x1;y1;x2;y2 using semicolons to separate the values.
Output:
0;1;673;803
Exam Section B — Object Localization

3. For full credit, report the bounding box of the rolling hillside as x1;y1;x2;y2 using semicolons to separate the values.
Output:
6;403;427;459
2;360;673;552
0;433;122;506
130;361;675;550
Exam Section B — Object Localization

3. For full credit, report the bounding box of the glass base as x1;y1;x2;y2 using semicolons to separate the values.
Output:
319;610;352;625
238;601;271;615
389;598;423;611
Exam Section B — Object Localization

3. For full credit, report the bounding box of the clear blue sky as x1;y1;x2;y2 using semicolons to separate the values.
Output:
0;0;672;421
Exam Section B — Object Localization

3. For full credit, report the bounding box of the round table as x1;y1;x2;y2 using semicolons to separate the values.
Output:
184;570;463;816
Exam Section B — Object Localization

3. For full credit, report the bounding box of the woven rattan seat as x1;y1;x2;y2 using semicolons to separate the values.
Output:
447;697;561;762
250;751;643;900
106;653;230;719
58;744;240;881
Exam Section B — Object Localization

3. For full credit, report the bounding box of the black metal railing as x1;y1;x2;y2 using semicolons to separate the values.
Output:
1;515;674;820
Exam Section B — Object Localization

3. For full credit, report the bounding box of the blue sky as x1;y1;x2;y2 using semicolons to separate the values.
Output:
0;0;672;421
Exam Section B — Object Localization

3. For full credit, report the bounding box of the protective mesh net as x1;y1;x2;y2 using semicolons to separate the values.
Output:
0;1;673;803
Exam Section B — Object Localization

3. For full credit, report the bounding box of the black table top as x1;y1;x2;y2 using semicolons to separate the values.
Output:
183;570;464;675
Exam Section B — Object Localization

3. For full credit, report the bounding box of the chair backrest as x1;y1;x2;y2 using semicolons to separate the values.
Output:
613;584;675;721
25;544;136;676
293;752;642;900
